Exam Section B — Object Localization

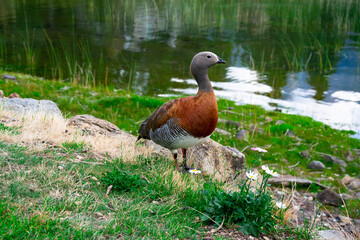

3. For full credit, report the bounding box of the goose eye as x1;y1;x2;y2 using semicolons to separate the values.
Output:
207;55;211;58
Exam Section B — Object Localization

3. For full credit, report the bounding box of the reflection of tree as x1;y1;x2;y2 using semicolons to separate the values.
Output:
0;0;359;97
307;72;329;100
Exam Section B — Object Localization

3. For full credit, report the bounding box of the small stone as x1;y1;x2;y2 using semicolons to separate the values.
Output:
2;75;17;80
275;120;285;125
265;117;273;123
9;92;21;98
218;119;240;128
58;166;64;170
321;153;335;163
345;151;354;161
333;159;347;167
285;129;295;137
328;177;334;181
152;201;159;204
308;161;325;170
348;179;360;190
214;128;231;136
341;174;354;185
236;129;248;140
300;151;310;159
317;189;342;207
228;107;234;110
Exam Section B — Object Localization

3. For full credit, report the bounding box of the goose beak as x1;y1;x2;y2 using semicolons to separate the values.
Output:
217;57;226;64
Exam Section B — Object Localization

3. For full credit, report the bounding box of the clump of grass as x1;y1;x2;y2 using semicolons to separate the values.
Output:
62;141;87;153
0;123;20;135
101;167;146;192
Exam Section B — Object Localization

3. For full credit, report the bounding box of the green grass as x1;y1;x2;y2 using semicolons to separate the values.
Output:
1;140;314;239
1;70;359;185
0;141;204;239
0;123;20;135
1;71;360;238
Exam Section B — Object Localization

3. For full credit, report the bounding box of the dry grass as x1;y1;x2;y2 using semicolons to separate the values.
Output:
0;108;154;162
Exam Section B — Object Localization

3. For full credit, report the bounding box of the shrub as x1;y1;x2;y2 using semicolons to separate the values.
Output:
187;161;284;237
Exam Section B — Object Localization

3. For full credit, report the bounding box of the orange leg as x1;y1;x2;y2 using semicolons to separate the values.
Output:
182;148;191;171
172;152;179;170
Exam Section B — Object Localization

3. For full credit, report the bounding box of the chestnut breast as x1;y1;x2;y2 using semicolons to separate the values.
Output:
175;90;218;138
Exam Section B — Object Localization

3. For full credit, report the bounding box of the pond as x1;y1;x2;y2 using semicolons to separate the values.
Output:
0;0;359;137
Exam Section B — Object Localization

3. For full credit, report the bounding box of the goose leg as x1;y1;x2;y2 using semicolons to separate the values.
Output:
182;148;192;171
172;152;179;170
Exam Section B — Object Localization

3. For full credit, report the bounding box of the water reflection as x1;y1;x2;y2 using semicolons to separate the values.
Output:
0;0;359;136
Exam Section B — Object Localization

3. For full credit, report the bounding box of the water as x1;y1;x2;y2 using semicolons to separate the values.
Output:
0;0;359;136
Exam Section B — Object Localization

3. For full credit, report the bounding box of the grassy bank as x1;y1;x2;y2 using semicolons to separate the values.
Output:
1;71;360;238
1;71;359;181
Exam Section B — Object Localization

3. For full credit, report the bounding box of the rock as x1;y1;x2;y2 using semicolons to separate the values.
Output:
341;174;354;185
317;189;342;207
0;90;4;98
267;174;328;189
187;139;245;181
285;129;295;137
319;153;347;167
67;114;123;136
317;230;347;240
300;151;310;159
308;161;326;170
320;153;335;163
1;75;17;80
236;129;248;140
218;119;240;128
348;179;360;190
0;98;63;118
146;138;246;181
228;107;234;110
334;159;347;168
345;151;354;161
275;120;285;125
8;92;21;98
214;128;231;136
264;117;273;123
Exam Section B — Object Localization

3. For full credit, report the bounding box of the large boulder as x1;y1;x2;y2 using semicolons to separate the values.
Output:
69;114;245;181
0;98;62;118
143;138;245;181
67;114;123;135
317;189;342;207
